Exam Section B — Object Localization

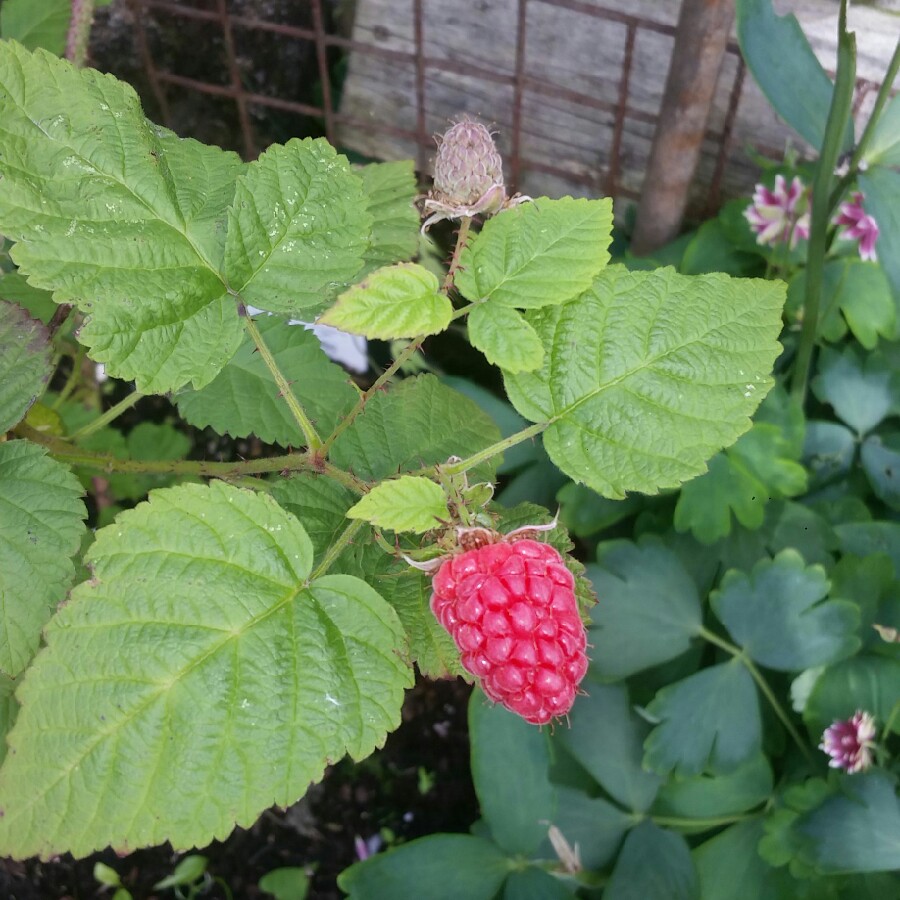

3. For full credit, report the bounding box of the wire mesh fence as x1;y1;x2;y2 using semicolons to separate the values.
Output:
99;0;892;220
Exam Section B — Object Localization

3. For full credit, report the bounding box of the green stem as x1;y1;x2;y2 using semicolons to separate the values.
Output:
699;626;814;764
308;518;366;581
790;1;857;404
423;422;548;478
850;39;900;171
319;218;476;457
881;698;900;743
243;313;323;452
16;422;366;489
52;345;87;409
69;389;144;440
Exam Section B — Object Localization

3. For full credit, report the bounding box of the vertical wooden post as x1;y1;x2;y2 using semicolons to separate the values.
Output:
631;0;735;255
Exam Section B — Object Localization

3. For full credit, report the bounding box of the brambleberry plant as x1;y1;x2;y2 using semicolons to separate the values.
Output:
0;0;897;895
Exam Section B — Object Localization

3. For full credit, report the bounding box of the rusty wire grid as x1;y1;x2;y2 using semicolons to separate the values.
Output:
115;0;887;216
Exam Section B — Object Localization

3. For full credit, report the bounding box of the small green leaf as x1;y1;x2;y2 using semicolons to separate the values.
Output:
176;316;357;447
558;683;662;813
319;263;452;340
93;862;123;888
0;0;70;53
864;94;900;168
456;197;613;309
0;482;412;859
0;302;53;432
605;821;698;900
0;441;86;677
804;655;900;737
0;274;56;323
503;266;785;498
469;695;556;856
347;476;448;533
788;260;896;349
653;754;772;820
799;772;900;873
736;0;851;150
586;537;702;680
359;160;420;274
711;550;860;671
644;660;761;777
812;346;900;435
259;867;310;900
861;434;900;511
330;374;501;482
467;303;544;373
338;835;511;900
224;138;371;316
694;820;793;900
154;855;208;889
674;421;808;544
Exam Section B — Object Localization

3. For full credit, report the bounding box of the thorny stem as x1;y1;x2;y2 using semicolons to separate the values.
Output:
308;518;366;581
16;422;366;493
243;312;323;452
319;217;476;456
68;389;144;441
415;422;548;478
698;626;814;764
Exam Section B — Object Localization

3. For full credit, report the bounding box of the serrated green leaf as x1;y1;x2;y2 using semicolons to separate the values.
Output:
469;695;556;856
762;500;837;570
711;550;860;671
270;473;358;562
338;834;511;900
675;422;808;544
736;0;851;150
864;94;900;167
371;568;465;680
0;441;86;677
861;434;900;511
860;169;900;316
653;754;772;821
0;482;412;859
788;260;896;350
504;266;785;498
0;274;56;323
347;476;448;533
804;655;900;737
694;820;793;900
605;821;698;900
0;0;70;54
586;537;702;680
0;672;18;766
0;302;53;432
0;43;246;392
467;303;544;373
358;160;419;274
559;682;662;813
176;316;357;447
798;772;900;874
759;777;833;874
330;374;500;482
644;660;761;777
319;263;451;340
456;197;612;309
223;138;371;316
812;346;900;435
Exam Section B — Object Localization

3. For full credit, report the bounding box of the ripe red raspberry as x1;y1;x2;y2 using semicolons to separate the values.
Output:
430;539;588;725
